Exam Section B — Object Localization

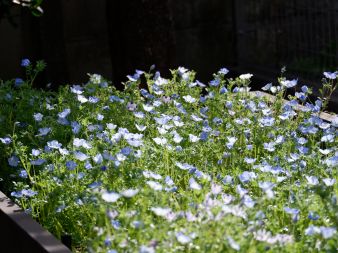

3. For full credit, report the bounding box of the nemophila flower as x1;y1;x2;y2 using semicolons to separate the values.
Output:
242;195;255;208
14;78;24;88
308;211;320;221
150;207;171;217
33;113;43;122
47;140;62;149
264;142;276;152
8;155;19;167
259;116;275;127
239;171;256;184
19;170;28;178
0;136;11;144
106;123;117;130
143;170;162;180
70;85;83;94
58;108;71;118
21;58;30;67
320;227;337;239
146;180;163;191
183;95;196;103
321;134;335;142
139;245;155;253
102;192;120;203
323;178;335;186
259;181;275;198
295;92;306;101
176;232;192;245
120;189;139;198
189;177;202;190
73;138;92;149
153;137;167;146
218;67;229;75
127;69;143;81
96;113;104;121
31;159;46;166
154;76;169;86
211;183;222;195
226;136;237;149
227;236;240;251
281;79;298;88
244;157;256;164
239;73;253;80
74;151;88;161
323;71;338;80
284;207;300;222
209;78;220;87
35;127;50;136
66;160;77;170
222;175;233;185
262;83;272;91
305;175;319;186
189;134;199;143
77;94;88;103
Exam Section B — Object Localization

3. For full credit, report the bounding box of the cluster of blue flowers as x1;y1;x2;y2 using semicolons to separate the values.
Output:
0;63;337;252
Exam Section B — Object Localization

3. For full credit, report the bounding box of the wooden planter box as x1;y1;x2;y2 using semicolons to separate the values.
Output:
0;191;72;253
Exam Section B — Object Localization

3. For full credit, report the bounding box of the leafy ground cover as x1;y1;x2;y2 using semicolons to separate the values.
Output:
0;61;337;252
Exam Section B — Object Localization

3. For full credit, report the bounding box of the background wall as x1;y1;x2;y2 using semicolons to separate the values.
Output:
0;0;338;107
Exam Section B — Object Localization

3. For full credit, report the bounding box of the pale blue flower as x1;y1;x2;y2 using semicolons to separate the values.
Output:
19;170;28;178
320;227;336;239
66;160;77;170
58;108;71;118
176;232;191;245
146;181;163;191
189;177;202;190
0;136;11;144
14;78;24;87
239;171;256;183
323;71;338;79
218;67;229;75
150;207;171;217
21;58;30;67
209;79;220;87
37;127;51;136
306;175;319;186
284;207;300;222
120;189;139;198
281;79;297;88
8;155;19;167
102;192;120;202
323;178;335;186
31;159;46;166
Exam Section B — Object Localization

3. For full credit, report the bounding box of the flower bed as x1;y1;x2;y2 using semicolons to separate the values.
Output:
0;62;337;252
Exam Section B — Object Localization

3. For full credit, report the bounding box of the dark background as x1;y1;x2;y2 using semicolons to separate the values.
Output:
1;0;338;107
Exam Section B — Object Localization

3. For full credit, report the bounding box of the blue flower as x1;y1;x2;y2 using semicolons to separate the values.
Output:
209;79;220;87
19;170;28;178
284;207;300;222
0;136;11;144
21;58;30;67
323;71;338;80
8;155;19;167
218;67;229;75
66;160;77;170
14;78;24;87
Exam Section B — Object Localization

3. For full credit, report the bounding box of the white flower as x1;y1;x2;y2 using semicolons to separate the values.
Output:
239;73;253;80
102;192;120;202
150;207;171;217
120;189;139;198
183;95;196;103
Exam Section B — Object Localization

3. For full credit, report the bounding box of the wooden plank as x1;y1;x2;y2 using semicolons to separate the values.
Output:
0;191;71;253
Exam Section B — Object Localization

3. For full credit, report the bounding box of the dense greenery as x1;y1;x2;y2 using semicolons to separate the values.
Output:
0;61;337;252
